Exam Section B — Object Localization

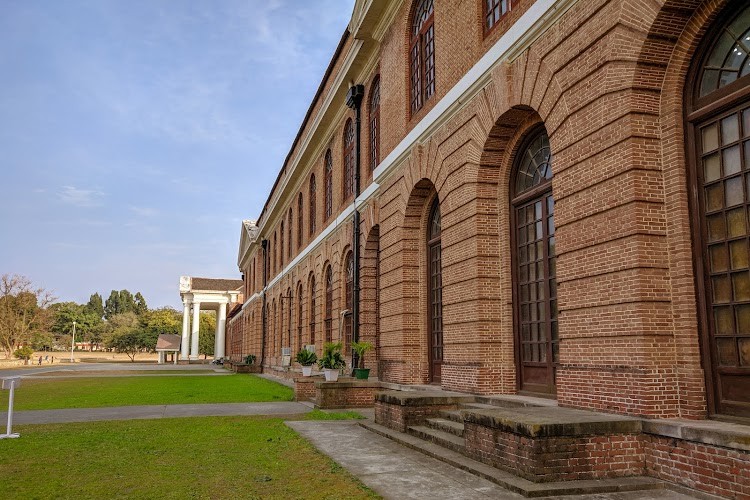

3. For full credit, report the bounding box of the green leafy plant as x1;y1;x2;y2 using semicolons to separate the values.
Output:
244;354;256;365
13;345;34;363
317;342;346;370
350;341;374;369
295;349;317;366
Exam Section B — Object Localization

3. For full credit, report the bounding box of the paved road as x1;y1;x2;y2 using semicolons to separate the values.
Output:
0;362;218;378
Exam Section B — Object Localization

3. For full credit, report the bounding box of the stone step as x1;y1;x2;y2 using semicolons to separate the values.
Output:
424;417;464;437
361;420;672;498
438;409;464;423
407;425;466;454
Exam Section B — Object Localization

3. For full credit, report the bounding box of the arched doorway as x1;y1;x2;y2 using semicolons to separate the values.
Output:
427;197;443;383
688;3;750;418
512;127;557;395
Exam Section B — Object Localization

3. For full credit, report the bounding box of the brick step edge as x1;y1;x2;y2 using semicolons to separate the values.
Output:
408;425;466;453
424;417;465;437
359;420;669;498
439;409;464;423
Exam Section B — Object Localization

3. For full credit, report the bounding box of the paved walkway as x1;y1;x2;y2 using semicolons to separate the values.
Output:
1;402;312;424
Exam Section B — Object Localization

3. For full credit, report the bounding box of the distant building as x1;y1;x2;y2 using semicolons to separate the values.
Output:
178;276;243;361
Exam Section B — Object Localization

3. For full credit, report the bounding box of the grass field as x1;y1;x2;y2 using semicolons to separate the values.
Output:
2;374;294;411
0;416;377;499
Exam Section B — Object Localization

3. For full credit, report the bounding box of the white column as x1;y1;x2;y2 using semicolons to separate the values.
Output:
190;302;201;360
215;302;227;360
181;300;191;360
158;351;164;364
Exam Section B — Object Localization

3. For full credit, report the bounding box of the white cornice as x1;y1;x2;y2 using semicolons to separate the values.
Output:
372;0;405;42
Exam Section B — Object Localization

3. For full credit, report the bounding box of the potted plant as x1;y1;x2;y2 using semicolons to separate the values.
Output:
295;349;317;376
244;354;256;365
318;342;346;382
351;341;374;380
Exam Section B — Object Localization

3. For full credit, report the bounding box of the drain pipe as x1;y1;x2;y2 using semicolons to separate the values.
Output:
346;83;364;372
260;239;269;367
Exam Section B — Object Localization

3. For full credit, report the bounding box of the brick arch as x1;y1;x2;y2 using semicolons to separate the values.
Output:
362;224;381;377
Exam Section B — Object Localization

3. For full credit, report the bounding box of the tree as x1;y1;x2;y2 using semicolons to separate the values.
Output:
100;312;139;347
0;274;54;358
85;293;104;320
106;330;150;362
139;307;180;351
199;312;216;359
49;302;101;350
104;290;121;319
134;292;148;315
13;345;35;364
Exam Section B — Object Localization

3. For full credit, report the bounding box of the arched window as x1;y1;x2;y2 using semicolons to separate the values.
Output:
427;198;443;383
297;282;304;351
309;274;317;346
287;288;292;349
344;251;354;351
297;193;303;250
689;4;750;418
410;0;435;114
271;300;276;358
325;265;333;343
343;119;355;199
325;150;333;220
280;221;285;269
273;232;277;275
512;128;557;395
287;209;293;261
309;174;317;235
369;76;380;173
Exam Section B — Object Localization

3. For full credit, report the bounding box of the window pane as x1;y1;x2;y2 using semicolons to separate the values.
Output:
705;184;724;212
744;110;750;137
715;306;735;335
737;304;750;334
710;244;729;272
716;337;737;366
702;124;720;152
722;114;740;145
726;176;744;206
723;144;742;176
708;213;726;242
732;271;750;301
704;152;721;182
727;207;748;237
713;275;732;303
730;240;750;269
701;69;720;96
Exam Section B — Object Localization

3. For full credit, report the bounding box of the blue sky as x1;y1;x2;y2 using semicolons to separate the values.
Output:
0;0;354;309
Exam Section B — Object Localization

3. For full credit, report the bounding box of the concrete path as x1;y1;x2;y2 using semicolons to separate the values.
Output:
2;401;312;424
0;362;218;378
288;420;698;500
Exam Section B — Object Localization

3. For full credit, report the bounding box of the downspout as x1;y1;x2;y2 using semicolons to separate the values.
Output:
346;84;365;371
260;239;269;367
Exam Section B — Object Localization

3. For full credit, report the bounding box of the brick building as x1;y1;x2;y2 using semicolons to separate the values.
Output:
228;0;750;495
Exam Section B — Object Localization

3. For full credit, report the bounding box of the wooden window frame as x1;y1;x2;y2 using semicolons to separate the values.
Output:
343;119;355;199
369;75;380;173
297;193;303;250
309;174;317;235
483;0;512;35
410;0;435;115
325;150;333;221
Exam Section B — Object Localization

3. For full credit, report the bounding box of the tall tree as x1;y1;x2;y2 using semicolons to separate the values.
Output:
134;292;148;315
104;290;121;319
139;307;180;350
0;274;54;358
85;292;104;319
49;302;102;350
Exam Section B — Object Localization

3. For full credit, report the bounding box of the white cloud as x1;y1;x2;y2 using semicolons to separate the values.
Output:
58;185;104;207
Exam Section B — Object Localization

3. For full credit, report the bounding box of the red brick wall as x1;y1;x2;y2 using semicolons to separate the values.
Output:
232;0;745;422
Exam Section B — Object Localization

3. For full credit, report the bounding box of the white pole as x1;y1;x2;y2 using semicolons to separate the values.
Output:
1;378;20;439
70;321;76;362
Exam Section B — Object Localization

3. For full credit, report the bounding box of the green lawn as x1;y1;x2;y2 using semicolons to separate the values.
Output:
3;374;294;411
0;416;378;499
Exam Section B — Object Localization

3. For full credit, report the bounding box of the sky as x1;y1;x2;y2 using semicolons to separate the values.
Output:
0;0;355;309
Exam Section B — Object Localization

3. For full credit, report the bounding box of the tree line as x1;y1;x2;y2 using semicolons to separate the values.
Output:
0;274;216;362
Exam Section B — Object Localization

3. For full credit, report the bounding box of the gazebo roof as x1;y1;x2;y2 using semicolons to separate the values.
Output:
155;334;181;351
